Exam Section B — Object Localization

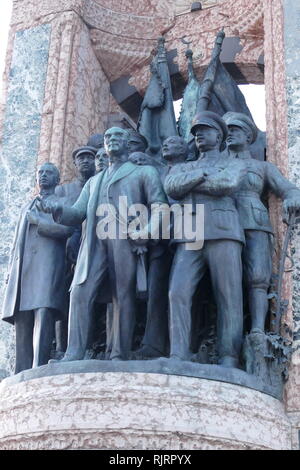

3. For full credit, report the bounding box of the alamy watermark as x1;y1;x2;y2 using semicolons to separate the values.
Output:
95;196;204;250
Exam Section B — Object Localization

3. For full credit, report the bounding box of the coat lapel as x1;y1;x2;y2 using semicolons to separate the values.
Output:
72;164;137;286
107;161;137;189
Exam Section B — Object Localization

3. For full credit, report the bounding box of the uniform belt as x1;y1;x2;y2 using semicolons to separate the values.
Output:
236;191;260;198
191;195;235;203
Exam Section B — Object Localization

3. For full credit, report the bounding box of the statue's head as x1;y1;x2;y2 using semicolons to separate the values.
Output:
191;111;228;152
223;112;258;151
129;152;154;166
96;147;109;172
86;133;104;150
162;136;188;163
72;146;97;179
37;162;60;190
128;131;148;154
104;127;129;158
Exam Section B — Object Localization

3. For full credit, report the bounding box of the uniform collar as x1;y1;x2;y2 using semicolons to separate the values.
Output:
228;149;251;160
198;149;223;161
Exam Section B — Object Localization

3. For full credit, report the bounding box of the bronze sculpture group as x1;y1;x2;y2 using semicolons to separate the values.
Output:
2;33;300;390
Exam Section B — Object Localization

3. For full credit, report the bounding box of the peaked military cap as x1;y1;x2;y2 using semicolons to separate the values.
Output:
86;133;104;149
128;130;148;149
72;146;98;161
190;111;228;142
223;112;258;144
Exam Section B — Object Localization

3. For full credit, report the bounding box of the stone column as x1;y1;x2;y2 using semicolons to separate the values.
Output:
263;0;300;449
0;0;111;374
263;0;292;326
281;0;300;449
0;23;52;375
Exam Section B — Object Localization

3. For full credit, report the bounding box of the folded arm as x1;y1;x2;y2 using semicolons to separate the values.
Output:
164;160;247;199
164;165;206;200
37;220;74;239
195;160;248;196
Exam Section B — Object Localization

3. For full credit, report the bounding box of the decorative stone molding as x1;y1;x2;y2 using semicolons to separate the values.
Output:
128;0;264;95
37;11;110;183
9;1;265;91
0;372;292;450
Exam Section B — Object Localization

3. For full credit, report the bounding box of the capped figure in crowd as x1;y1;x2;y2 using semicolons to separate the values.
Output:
54;145;97;356
164;111;248;368
223;111;300;333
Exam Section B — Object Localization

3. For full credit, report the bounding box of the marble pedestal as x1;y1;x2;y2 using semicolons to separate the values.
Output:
0;364;292;450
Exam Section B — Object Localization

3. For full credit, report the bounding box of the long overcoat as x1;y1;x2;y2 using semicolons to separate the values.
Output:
2;198;73;324
54;161;168;288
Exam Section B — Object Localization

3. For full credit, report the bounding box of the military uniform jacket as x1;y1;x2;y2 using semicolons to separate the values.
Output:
54;161;168;287
55;178;86;263
226;150;300;233
55;178;83;205
2;197;74;324
164;152;247;243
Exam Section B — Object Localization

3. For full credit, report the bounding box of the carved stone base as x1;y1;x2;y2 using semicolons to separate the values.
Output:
0;371;292;450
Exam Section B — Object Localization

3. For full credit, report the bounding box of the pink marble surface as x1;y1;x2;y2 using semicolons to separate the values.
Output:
36;12;110;183
7;1;265;88
263;0;292;335
129;0;264;94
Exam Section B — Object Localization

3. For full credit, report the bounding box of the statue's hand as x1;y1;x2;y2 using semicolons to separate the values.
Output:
283;197;300;223
36;196;59;214
128;228;149;246
131;245;148;255
26;210;39;225
196;168;208;182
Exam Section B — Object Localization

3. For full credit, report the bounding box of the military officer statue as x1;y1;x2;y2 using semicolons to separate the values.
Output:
164;111;248;368
54;145;97;356
223;112;300;333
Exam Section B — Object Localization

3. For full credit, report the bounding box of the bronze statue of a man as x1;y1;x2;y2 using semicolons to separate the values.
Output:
134;135;189;359
128;130;148;155
128;130;165;171
164;111;248;368
2;163;73;373
87;133;104;150
56;146;97;204
223;111;300;333
38;127;168;361
96;147;109;173
54;145;97;356
55;145;97;264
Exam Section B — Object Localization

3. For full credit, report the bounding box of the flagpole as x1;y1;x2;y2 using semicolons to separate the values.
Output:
197;29;225;112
